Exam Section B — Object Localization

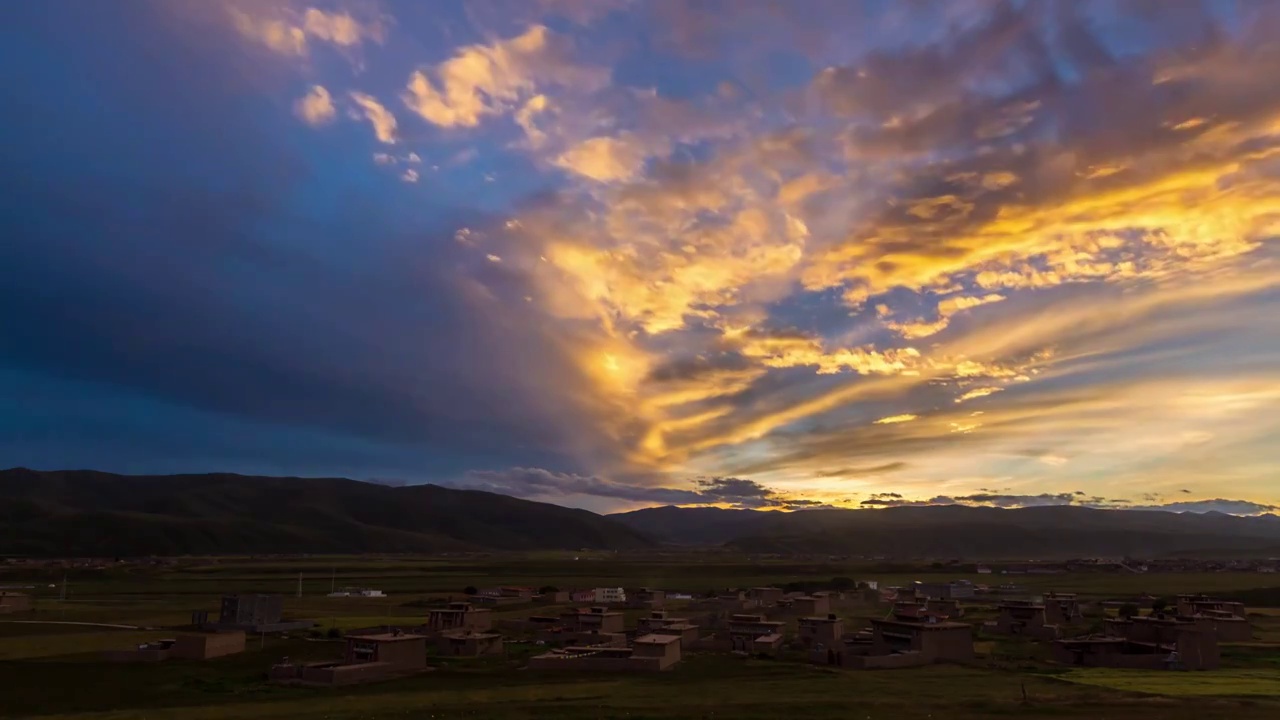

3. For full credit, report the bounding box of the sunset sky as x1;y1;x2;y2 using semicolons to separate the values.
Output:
4;0;1279;514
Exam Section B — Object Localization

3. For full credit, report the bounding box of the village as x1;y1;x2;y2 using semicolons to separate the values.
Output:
4;577;1265;688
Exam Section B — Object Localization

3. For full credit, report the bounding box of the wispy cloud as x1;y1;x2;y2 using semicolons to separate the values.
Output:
228;5;386;57
349;92;398;144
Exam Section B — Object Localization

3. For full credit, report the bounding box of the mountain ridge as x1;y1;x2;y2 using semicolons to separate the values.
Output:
6;468;1280;559
0;468;653;556
608;504;1280;558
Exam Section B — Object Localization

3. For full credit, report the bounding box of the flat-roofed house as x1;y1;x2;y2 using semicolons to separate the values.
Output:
528;633;681;672
792;594;831;617
1053;627;1218;671
636;611;700;648
748;587;785;607
593;587;626;604
271;632;428;686
630;633;682;670
727;613;785;652
1043;593;1082;625
1177;595;1247;619
798;615;844;649
560;607;625;634
994;601;1058;640
925;598;964;618
426;602;493;633
172;631;246;660
437;631;504;657
867;618;974;665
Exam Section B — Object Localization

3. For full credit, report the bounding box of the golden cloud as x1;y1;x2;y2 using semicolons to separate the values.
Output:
294;85;336;125
402;25;607;129
246;2;1280;504
875;414;918;425
349;92;398;144
228;5;384;56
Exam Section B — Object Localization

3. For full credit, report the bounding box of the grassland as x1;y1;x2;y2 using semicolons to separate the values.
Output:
2;554;1280;719
1061;667;1280;697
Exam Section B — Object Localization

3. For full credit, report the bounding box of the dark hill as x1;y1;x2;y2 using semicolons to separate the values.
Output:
610;504;1280;559
0;468;653;556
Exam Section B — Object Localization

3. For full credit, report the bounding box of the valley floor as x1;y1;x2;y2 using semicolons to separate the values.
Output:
3;554;1280;719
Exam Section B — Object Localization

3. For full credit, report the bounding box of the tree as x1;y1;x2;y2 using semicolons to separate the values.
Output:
1117;602;1140;619
1151;597;1169;613
539;585;559;594
829;576;855;591
463;586;478;596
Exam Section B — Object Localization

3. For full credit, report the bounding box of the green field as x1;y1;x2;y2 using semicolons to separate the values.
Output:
1061;667;1280;697
2;555;1280;719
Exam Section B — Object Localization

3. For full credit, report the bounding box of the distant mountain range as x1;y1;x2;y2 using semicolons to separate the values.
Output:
0;468;652;556
4;468;1280;559
607;505;1280;559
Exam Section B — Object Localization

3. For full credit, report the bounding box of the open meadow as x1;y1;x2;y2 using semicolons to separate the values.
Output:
3;554;1280;719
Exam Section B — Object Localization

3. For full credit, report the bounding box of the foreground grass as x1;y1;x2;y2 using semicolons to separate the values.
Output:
1061;667;1280;697
8;651;1280;720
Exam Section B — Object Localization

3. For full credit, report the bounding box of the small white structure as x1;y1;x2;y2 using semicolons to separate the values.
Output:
593;587;626;604
328;587;387;598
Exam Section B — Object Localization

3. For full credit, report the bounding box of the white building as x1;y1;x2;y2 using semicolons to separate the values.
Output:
328;587;386;598
593;587;626;604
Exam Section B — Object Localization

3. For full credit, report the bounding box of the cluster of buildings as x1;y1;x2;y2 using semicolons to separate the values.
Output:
989;592;1083;641
977;589;1253;671
1049;594;1251;670
104;593;310;663
10;571;1259;685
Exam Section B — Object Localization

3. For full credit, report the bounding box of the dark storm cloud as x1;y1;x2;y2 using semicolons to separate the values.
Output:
457;467;707;504
952;492;1078;508
1125;499;1278;515
855;491;1277;515
694;476;774;499
455;468;814;509
0;2;595;476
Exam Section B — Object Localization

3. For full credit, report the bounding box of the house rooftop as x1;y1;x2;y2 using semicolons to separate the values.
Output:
443;632;502;640
346;633;427;642
872;619;970;630
633;634;681;645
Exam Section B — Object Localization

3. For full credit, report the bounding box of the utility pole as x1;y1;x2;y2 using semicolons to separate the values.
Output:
59;572;67;602
330;568;335;594
297;572;303;598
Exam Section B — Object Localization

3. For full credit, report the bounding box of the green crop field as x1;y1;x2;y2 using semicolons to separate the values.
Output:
3;554;1280;719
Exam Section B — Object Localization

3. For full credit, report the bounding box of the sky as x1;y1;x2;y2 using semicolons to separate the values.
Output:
3;0;1279;515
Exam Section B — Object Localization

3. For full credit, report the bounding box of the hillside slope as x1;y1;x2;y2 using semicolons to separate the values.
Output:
0;468;653;556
